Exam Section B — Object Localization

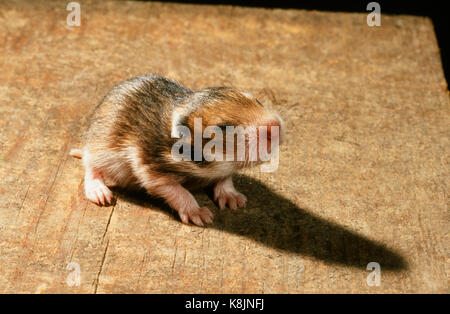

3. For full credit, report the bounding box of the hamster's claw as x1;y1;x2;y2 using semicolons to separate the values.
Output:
85;179;114;206
179;206;214;227
213;177;247;210
214;191;247;210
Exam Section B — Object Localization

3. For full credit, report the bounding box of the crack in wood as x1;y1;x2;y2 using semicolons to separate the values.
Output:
93;238;109;294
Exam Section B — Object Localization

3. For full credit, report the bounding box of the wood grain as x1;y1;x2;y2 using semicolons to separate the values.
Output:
0;0;448;293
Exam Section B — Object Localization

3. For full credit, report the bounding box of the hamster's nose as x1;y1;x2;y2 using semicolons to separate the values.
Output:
251;116;283;158
259;116;283;144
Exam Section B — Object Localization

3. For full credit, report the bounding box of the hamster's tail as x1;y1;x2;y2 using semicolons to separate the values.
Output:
69;149;83;159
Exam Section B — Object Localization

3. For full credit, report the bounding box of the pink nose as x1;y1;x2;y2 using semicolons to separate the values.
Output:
263;118;282;143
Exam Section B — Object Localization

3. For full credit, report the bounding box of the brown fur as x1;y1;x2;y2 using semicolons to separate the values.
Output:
72;74;283;226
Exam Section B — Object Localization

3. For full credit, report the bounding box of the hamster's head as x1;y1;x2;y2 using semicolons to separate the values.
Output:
171;87;284;179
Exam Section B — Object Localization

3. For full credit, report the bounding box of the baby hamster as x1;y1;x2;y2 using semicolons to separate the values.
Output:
70;74;283;226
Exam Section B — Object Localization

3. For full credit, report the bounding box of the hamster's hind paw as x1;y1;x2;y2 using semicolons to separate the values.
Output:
85;177;114;206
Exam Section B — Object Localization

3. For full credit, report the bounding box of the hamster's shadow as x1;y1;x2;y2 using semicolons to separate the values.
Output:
111;174;407;271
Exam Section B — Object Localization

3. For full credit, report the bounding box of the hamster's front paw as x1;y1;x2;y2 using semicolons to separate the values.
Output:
214;189;247;210
213;177;247;210
178;206;214;227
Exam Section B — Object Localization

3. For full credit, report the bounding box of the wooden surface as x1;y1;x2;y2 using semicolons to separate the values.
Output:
0;0;448;293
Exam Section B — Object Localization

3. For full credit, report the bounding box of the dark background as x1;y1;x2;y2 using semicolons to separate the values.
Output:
165;0;449;87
